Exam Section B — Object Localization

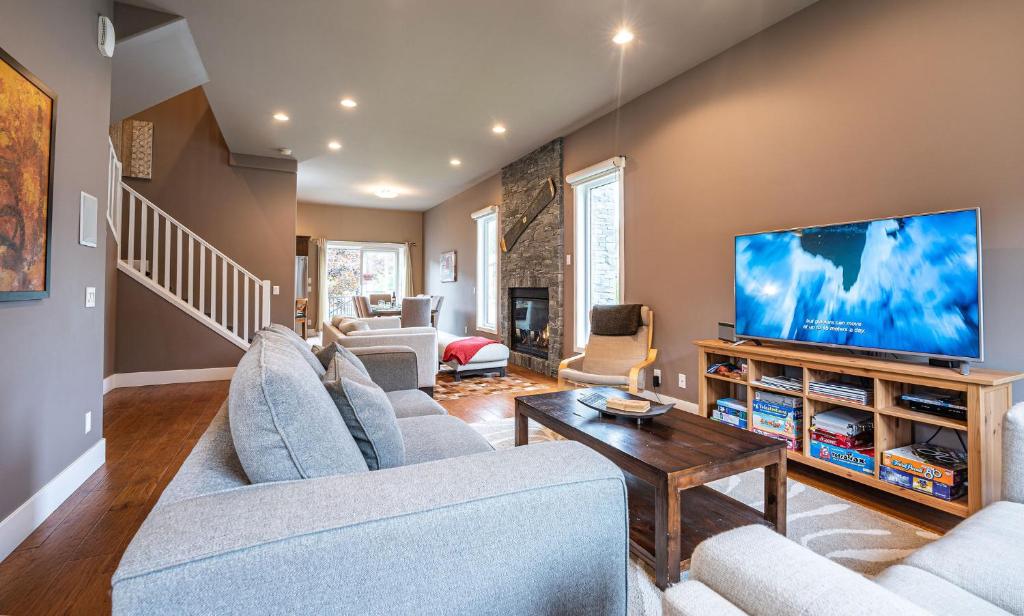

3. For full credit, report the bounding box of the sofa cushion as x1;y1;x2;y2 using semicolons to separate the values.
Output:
397;415;493;465
875;564;1008;616
228;337;368;483
313;342;370;375
323;359;405;470
261;324;325;377
903;500;1024;614
663;581;747;616
386;389;447;418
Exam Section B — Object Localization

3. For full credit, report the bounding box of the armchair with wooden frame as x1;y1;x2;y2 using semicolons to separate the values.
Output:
558;306;657;394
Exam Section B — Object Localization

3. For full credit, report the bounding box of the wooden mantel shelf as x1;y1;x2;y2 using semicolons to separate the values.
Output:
695;339;1024;517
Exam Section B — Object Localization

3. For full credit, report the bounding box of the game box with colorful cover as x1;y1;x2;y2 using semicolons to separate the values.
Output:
880;465;967;501
809;439;875;475
881;444;967;486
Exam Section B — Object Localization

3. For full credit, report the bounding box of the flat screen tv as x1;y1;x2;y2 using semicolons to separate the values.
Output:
735;208;982;361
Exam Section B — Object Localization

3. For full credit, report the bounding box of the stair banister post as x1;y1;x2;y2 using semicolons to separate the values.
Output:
261;280;272;330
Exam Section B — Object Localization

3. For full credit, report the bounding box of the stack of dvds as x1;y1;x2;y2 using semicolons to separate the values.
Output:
751;391;802;450
809;408;874;474
808;379;873;406
880;444;967;501
712;398;748;429
757;375;803;392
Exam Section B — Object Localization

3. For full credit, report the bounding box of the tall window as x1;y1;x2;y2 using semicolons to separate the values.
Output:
473;206;499;332
569;157;625;350
325;241;404;318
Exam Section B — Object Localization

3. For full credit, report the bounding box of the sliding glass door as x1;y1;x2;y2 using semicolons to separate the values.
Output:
325;242;403;318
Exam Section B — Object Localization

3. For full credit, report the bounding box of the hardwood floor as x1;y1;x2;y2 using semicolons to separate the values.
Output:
0;365;955;614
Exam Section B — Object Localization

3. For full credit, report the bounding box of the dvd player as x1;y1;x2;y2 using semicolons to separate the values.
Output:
899;393;967;422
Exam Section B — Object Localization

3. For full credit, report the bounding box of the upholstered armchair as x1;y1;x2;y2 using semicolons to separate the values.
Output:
558;306;657;394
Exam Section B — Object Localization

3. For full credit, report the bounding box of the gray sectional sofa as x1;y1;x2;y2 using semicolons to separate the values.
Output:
111;325;628;615
664;403;1024;616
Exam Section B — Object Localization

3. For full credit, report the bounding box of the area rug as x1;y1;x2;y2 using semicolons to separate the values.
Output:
470;417;939;615
433;371;551;401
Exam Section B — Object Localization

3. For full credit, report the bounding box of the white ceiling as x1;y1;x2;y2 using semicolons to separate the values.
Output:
127;0;816;210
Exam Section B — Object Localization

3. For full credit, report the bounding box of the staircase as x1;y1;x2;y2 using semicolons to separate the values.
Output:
106;141;271;350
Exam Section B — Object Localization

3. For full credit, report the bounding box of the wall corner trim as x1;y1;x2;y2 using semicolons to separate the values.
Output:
105;367;236;392
228;152;297;174
0;438;106;563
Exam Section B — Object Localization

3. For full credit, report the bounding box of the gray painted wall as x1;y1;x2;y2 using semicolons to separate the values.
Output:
0;0;113;520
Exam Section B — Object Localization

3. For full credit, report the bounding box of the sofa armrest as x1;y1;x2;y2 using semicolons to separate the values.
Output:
338;330;437;389
348;345;418;392
688;525;929;616
663;581;746;616
1004;403;1024;504
322;322;342;347
112;441;628;616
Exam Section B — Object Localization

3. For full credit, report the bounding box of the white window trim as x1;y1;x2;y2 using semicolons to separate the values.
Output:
568;156;626;352
473;206;499;334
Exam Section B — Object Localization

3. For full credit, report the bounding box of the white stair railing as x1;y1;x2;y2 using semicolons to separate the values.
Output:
106;139;271;350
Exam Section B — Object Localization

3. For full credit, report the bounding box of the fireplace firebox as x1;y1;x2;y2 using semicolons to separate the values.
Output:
509;287;550;359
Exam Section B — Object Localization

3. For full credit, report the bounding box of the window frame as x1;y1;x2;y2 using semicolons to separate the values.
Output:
324;240;407;318
568;157;626;352
473;206;500;334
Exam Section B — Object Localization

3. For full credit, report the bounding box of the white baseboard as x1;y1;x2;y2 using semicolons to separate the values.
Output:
636;390;699;414
104;367;236;392
0;438;106;562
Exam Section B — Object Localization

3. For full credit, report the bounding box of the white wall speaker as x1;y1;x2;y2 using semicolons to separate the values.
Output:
98;16;115;58
80;192;98;248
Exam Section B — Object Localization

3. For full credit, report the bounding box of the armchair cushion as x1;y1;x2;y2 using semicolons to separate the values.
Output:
590;304;643;336
559;367;629;387
581;333;649;376
875;565;1008;616
902;500;1024;614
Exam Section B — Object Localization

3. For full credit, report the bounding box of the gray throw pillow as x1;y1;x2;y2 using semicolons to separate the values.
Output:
229;337;368;483
323;357;404;470
260;324;326;377
314;342;370;376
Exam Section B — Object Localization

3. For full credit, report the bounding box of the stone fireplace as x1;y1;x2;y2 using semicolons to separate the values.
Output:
508;287;549;359
499;139;564;376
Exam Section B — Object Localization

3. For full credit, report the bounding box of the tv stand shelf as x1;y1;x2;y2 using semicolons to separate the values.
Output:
696;339;1024;517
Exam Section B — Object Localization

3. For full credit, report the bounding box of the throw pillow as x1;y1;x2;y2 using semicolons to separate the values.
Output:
260;324;326;377
323;357;404;470
229;337;368;483
338;319;371;334
314;342;371;375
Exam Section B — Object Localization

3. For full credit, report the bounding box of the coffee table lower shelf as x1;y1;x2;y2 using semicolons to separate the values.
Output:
624;473;774;571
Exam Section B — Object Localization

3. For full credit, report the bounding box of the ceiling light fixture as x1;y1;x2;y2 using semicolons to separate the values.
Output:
328;140;342;151
612;28;634;45
375;187;399;199
272;112;290;122
492;123;507;135
449;158;462;166
340;98;357;108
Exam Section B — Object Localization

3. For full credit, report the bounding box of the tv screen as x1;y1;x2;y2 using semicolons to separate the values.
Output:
735;209;982;361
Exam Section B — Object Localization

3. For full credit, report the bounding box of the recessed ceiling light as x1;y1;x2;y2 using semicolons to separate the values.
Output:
612;28;634;45
340;98;357;108
492;123;507;134
328;140;342;151
272;112;290;122
449;158;462;166
375;187;399;199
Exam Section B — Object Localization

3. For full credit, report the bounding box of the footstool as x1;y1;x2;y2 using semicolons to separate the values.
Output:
437;331;510;380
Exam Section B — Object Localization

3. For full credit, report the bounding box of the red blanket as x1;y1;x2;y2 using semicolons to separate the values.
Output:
443;336;497;365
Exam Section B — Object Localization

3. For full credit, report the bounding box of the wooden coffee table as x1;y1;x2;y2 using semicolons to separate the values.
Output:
515;387;787;589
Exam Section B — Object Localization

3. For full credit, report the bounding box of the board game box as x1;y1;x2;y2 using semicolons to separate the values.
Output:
751;409;801;438
811;408;873;437
808;428;870;450
752;428;801;451
809;439;875;475
880;465;966;501
713;398;748;429
881;444;967;486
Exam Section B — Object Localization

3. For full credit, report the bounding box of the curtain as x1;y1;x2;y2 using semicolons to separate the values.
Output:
403;242;415;297
315;238;329;331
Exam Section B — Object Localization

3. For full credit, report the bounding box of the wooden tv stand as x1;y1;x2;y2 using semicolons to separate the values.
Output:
696;339;1024;517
